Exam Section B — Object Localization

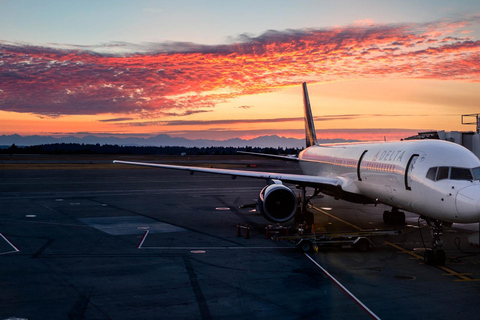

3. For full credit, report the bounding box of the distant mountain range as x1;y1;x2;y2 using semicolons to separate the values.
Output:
0;134;358;148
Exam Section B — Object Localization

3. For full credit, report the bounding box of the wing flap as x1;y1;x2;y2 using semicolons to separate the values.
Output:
237;151;299;161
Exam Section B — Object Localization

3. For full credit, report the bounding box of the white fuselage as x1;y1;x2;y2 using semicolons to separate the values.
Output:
299;139;480;223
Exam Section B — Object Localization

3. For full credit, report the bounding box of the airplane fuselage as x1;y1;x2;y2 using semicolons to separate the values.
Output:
299;139;480;223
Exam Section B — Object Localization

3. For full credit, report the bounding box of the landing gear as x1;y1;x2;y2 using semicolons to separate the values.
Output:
294;186;320;229
383;208;406;225
422;218;447;266
294;208;314;227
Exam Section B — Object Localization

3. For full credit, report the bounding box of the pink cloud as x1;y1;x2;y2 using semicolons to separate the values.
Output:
0;16;479;118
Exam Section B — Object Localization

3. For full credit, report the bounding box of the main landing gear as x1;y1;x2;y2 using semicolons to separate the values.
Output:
294;186;321;228
422;218;448;266
383;207;406;225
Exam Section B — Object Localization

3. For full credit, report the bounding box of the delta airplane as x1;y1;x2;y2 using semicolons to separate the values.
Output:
114;82;480;266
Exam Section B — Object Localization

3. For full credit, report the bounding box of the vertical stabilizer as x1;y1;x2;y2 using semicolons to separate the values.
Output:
302;82;318;147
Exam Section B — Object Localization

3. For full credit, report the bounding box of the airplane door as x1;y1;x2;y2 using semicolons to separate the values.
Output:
405;154;419;191
357;150;368;181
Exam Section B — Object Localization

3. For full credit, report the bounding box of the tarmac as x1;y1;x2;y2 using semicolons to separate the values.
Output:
2;154;480;320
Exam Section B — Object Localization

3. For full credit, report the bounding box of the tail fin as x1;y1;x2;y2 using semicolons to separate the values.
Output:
302;82;318;147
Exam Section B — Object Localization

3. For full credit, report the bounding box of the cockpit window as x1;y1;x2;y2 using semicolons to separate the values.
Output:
451;167;473;180
427;166;477;181
473;167;480;180
426;167;437;181
436;167;449;181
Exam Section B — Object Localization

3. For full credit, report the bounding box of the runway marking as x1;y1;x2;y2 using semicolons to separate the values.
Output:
313;207;480;281
138;247;295;250
0;218;91;228
385;241;477;281
79;216;186;235
0;232;20;255
137;228;293;250
304;253;381;320
137;230;149;248
384;241;423;260
312;206;362;230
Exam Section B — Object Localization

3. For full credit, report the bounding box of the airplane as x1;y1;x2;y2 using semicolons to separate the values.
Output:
114;82;480;266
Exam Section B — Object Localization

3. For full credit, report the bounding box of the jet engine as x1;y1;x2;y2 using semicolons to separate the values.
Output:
257;183;298;223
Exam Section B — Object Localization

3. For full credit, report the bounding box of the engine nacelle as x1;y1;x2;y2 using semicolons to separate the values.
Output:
257;183;298;223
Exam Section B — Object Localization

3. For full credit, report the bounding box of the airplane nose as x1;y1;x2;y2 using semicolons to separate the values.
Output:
456;185;480;223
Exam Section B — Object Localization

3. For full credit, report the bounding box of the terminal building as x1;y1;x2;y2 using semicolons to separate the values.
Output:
404;113;480;159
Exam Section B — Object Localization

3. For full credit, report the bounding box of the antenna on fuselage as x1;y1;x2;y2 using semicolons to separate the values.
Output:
302;82;318;147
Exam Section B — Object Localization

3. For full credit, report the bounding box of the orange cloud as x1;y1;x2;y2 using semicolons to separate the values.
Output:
1;16;479;119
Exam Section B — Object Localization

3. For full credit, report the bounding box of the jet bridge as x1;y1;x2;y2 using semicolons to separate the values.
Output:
406;113;480;159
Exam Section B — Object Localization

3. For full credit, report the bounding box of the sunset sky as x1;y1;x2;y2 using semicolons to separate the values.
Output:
1;0;480;142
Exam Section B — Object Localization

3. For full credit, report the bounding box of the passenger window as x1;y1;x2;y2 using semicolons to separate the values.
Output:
450;167;473;180
436;167;449;181
426;167;437;181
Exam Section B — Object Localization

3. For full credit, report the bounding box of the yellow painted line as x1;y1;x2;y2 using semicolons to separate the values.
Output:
437;267;479;282
384;241;423;260
312;206;363;230
453;279;480;282
385;241;475;281
312;206;480;281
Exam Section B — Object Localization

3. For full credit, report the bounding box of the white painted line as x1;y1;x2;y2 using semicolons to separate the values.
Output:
135;226;292;250
139;246;294;250
304;253;381;320
0;250;20;256
0;232;20;255
137;230;149;249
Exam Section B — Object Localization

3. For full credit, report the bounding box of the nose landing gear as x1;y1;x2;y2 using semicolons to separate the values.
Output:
422;218;448;266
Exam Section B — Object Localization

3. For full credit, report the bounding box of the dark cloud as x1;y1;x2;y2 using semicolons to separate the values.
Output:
112;113;414;127
163;109;212;117
1;15;479;118
116;117;303;127
99;117;135;122
98;110;211;123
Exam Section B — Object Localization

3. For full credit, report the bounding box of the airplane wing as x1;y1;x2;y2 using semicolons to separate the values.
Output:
113;160;342;189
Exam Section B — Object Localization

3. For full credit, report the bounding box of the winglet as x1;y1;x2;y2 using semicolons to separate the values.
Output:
302;82;318;147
